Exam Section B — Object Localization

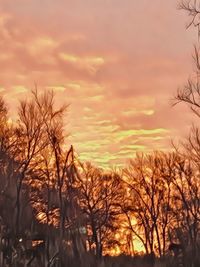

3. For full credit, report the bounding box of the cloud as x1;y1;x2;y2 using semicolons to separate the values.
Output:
58;53;105;74
0;0;197;167
115;128;169;142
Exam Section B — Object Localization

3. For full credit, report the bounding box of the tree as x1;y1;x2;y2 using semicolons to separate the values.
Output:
123;152;176;257
169;155;200;266
76;162;124;260
179;0;200;35
173;3;200;265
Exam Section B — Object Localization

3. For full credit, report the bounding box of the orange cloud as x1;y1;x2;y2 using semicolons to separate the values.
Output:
58;53;105;74
0;0;197;167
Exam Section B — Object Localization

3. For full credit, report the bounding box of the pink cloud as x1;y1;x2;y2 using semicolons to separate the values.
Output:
0;0;197;167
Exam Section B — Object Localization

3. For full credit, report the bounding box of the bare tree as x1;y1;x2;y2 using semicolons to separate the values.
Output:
169;155;200;266
123;152;176;258
76;162;124;260
179;0;200;36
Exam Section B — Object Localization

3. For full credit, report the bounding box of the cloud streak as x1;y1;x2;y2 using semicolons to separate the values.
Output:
0;0;197;167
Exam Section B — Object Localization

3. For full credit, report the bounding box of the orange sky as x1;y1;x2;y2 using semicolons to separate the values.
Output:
0;0;198;168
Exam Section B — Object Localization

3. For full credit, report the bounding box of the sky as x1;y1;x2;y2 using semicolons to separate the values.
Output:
0;0;198;168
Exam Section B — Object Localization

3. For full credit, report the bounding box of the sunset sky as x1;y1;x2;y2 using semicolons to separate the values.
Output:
0;0;198;168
